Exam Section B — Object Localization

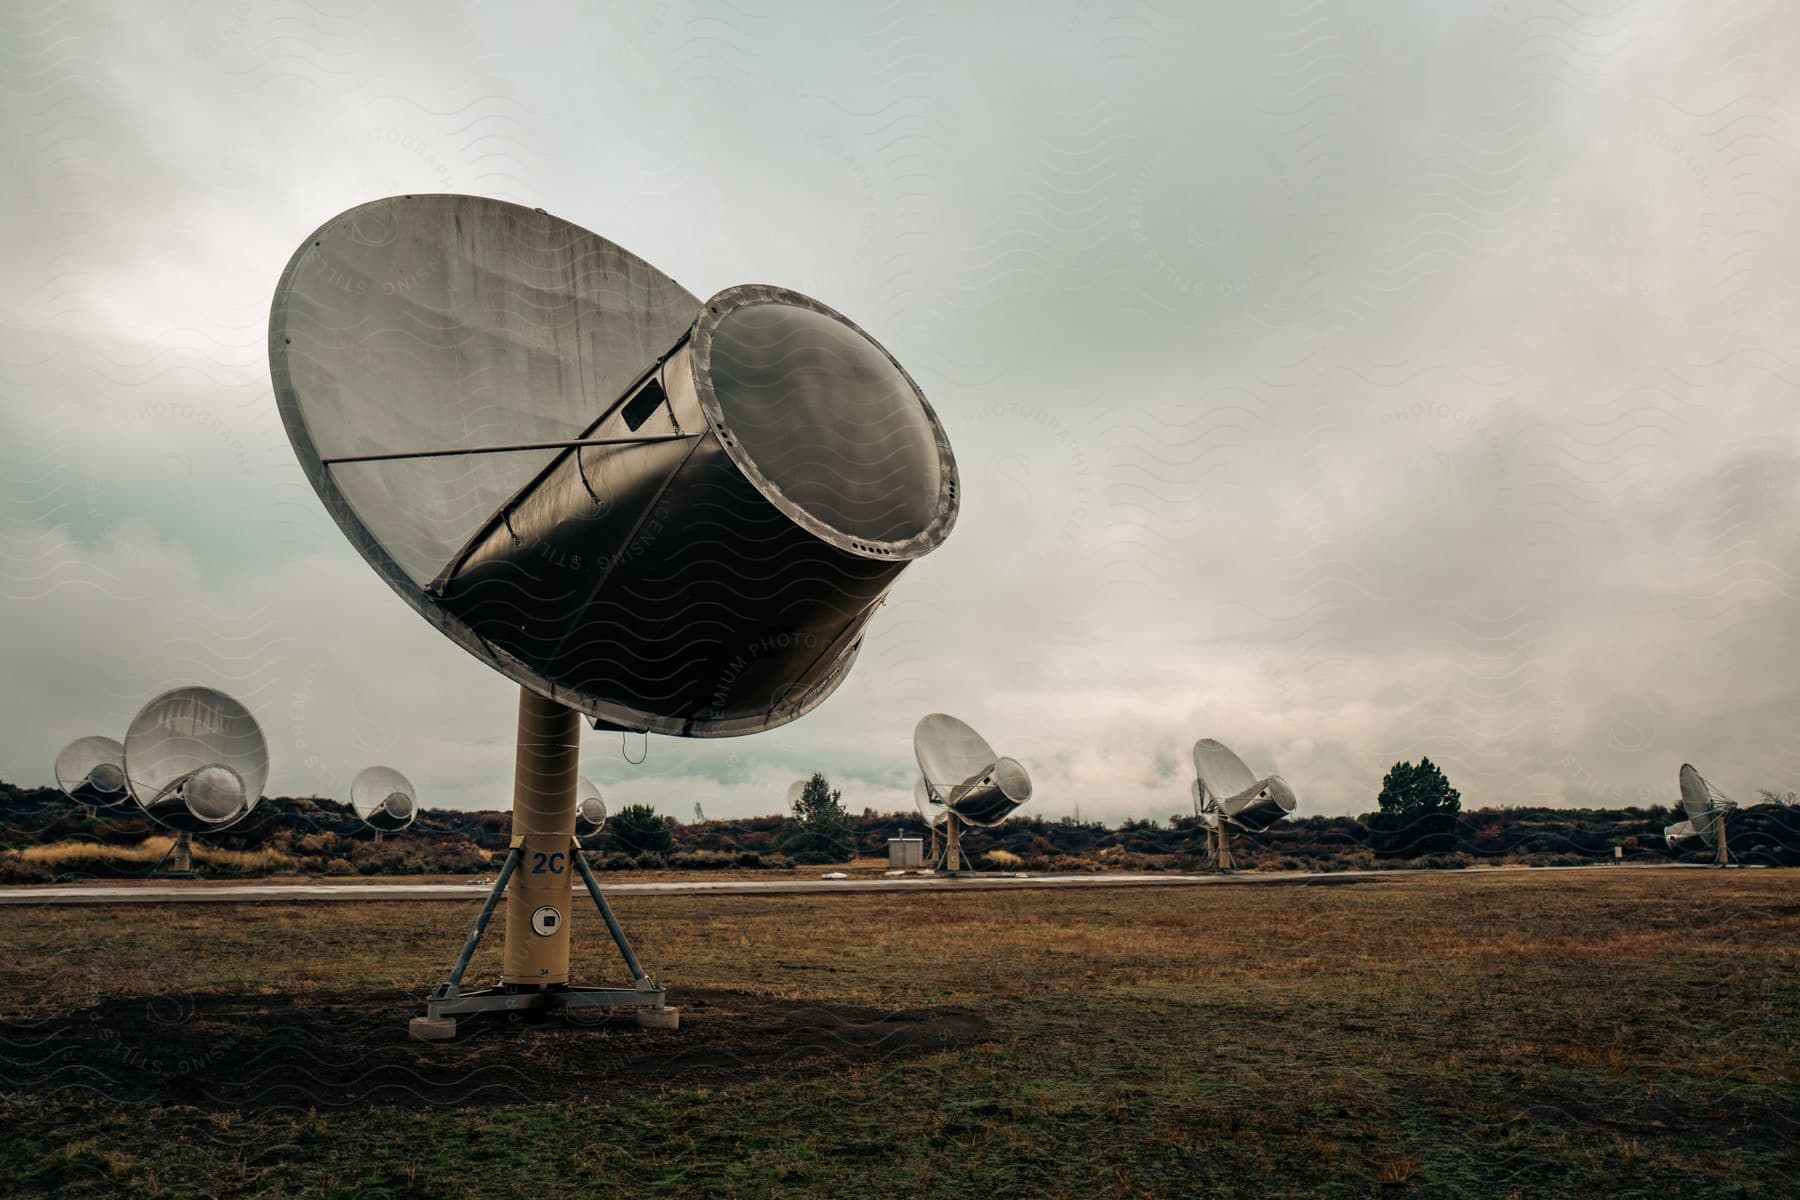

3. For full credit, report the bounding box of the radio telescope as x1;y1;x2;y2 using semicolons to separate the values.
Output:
122;686;270;873
54;736;129;809
913;714;1032;871
350;766;417;837
1667;763;1737;866
1191;739;1296;870
270;194;958;1037
575;777;607;843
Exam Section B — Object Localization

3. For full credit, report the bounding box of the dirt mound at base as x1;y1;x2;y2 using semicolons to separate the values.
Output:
0;988;987;1110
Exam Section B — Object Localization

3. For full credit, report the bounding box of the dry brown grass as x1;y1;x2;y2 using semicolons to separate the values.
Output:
14;837;297;873
0;867;1791;1198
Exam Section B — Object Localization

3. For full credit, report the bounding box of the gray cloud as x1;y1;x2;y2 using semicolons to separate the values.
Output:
1;0;1795;823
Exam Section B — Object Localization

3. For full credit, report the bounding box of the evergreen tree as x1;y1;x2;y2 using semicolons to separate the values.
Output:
605;802;673;856
1371;758;1462;857
1377;757;1462;815
787;772;855;864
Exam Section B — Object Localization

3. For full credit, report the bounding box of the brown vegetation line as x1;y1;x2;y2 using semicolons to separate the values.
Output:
0;868;1792;1197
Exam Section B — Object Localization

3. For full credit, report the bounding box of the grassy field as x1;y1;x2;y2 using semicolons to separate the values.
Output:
0;869;1792;1197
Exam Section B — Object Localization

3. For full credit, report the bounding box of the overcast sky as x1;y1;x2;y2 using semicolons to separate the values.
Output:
2;1;1796;823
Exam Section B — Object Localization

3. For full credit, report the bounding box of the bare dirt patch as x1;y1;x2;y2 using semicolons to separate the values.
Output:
0;988;988;1110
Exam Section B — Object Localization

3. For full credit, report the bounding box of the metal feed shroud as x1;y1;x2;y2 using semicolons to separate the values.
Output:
270;194;959;1037
54;735;129;808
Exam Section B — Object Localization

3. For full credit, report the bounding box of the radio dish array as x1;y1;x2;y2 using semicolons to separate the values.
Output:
1668;763;1737;865
913;714;1032;871
54;736;129;808
350;766;417;834
270;194;959;1037
1191;738;1296;870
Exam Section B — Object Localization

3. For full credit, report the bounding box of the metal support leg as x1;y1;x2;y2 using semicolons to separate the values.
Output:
412;841;676;1039
573;843;647;984
435;845;521;997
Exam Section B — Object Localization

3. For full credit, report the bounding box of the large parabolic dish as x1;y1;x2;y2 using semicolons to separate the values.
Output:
54;736;129;807
269;194;959;737
913;713;1032;828
123;687;270;832
1192;738;1296;831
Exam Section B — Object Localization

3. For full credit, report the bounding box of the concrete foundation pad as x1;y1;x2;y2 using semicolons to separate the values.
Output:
635;1006;680;1030
408;1015;459;1042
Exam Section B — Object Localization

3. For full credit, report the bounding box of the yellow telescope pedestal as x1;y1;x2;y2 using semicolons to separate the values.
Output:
409;687;676;1040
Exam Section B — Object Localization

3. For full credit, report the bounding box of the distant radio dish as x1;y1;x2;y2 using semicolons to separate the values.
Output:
350;766;418;833
269;194;958;738
1191;738;1296;869
54;736;129;807
913;714;1032;828
787;779;808;810
1671;763;1737;865
123;687;269;832
913;714;1032;871
575;776;607;842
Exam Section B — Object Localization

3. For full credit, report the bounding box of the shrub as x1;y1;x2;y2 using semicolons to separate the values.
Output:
734;850;764;868
606;805;673;856
0;853;52;884
295;832;341;855
668;850;736;871
982;849;1024;870
631;852;667;871
1048;855;1101;872
323;857;355;876
1413;852;1472;870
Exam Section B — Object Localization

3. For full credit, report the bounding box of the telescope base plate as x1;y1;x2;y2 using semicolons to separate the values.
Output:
411;982;674;1040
